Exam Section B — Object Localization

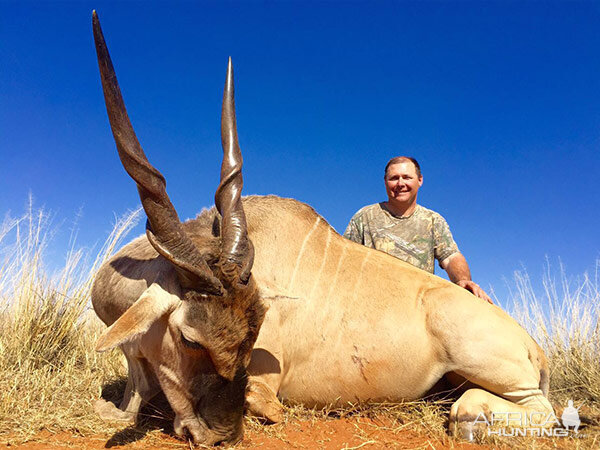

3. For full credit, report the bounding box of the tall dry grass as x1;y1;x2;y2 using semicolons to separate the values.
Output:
0;202;141;439
508;260;600;405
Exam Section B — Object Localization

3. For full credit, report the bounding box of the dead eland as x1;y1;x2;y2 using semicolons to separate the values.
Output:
90;12;554;446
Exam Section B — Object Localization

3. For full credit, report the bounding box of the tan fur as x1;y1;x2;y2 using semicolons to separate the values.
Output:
93;195;554;441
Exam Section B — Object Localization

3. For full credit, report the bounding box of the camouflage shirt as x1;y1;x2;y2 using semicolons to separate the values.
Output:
343;203;459;273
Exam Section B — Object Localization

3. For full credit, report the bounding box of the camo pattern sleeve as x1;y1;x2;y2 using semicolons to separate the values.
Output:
431;210;460;266
343;203;460;273
343;207;368;244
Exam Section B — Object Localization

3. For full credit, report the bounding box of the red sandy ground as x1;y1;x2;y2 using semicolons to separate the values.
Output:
7;409;598;449
4;417;490;449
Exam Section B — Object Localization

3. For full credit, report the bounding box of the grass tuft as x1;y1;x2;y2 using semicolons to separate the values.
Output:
0;203;141;440
508;259;600;405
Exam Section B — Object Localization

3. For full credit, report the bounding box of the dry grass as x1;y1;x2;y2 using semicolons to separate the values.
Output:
0;202;141;440
0;203;598;448
508;260;600;405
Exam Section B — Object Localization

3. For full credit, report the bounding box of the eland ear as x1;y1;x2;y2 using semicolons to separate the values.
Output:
96;284;178;352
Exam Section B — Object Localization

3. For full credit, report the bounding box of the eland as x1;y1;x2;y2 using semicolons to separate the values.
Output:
90;12;554;446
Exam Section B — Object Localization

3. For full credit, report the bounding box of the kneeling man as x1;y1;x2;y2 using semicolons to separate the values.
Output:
344;156;492;303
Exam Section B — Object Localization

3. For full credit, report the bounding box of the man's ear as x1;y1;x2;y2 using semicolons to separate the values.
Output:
96;283;178;352
418;175;423;187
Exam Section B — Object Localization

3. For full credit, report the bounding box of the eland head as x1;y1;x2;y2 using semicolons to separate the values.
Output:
92;11;265;445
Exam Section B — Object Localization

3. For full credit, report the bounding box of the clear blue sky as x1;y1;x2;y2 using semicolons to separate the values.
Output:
2;1;599;303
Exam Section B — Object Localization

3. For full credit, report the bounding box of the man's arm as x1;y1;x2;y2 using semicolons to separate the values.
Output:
440;253;493;304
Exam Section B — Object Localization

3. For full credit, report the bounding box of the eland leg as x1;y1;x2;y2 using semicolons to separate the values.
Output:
449;386;554;440
95;345;160;424
245;306;285;423
246;378;284;423
246;344;284;422
427;290;555;440
445;331;554;439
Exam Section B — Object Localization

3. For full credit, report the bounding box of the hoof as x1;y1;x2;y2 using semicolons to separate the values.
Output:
246;383;284;423
451;419;486;443
262;404;284;424
456;421;475;442
94;398;136;424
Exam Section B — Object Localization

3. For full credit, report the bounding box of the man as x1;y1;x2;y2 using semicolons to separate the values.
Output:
344;156;492;303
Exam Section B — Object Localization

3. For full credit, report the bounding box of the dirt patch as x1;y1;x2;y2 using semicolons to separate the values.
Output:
3;417;489;450
243;416;487;449
4;403;598;449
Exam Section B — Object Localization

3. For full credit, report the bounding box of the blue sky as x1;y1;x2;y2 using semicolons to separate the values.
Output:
1;1;599;303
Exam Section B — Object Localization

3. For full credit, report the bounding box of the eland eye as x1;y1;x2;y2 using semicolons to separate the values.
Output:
181;332;205;351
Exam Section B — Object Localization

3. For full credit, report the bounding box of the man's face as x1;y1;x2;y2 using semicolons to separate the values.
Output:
384;162;423;206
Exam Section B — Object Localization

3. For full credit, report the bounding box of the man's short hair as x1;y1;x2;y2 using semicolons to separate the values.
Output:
384;156;422;179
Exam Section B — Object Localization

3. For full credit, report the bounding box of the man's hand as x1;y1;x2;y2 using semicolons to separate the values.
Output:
441;253;493;304
456;280;493;304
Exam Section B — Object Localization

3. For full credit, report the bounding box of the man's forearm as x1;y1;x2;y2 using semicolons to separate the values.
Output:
441;253;493;304
442;253;471;283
